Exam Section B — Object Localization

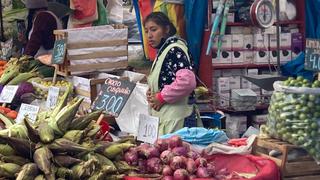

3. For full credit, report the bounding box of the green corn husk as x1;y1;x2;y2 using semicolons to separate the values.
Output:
0;113;15;128
34;174;46;180
23;118;40;143
54;155;82;168
49;97;84;135
0;144;15;156
56;167;73;179
0;63;20;85
33;146;53;175
63;130;84;144
50;84;72;118
48;138;90;155
7;70;38;85
71;159;97;180
81;138;96;149
16;163;39;180
70;110;103;130
0;163;21;178
94;153;117;172
114;161;139;173
38;123;55;144
0;135;35;158
105;174;126;180
85;123;101;138
0;154;30;166
0;124;29;139
96;143;135;159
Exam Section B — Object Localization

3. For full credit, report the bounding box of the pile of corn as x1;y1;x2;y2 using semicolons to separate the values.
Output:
0;85;137;179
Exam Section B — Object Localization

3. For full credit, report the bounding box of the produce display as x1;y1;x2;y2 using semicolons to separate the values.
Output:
32;78;71;100
266;76;320;161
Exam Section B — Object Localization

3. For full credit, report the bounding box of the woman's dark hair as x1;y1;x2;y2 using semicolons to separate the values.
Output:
144;12;177;37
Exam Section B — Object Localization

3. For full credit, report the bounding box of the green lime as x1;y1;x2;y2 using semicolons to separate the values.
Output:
307;101;315;108
309;94;317;101
303;79;309;84
288;77;294;81
299;113;307;120
310;130;317;137
297;76;304;81
311;122;318;129
309;148;317;156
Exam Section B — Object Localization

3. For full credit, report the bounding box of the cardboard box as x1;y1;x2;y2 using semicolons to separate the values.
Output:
261;89;273;96
221;35;232;50
222;69;243;77
269;34;277;49
212;51;232;64
269;50;279;63
218;92;230;107
229;76;241;89
243;51;254;63
241;77;250;89
252;114;268;124
227;13;235;23
243;35;254;50
226;114;248;138
253;34;269;50
281;49;292;63
232;51;244;64
280;33;292;49
247;69;259;75
213;70;222;78
252;26;277;34
253;50;269;64
217;77;230;93
232;34;244;50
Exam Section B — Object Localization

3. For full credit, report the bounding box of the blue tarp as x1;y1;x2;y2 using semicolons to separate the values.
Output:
161;127;229;146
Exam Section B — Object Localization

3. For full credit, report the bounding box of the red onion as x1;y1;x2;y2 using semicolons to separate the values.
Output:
196;167;210;178
160;150;174;164
187;150;200;160
124;150;138;166
155;138;169;152
189;175;197;180
138;159;147;173
162;165;173;176
172;146;188;156
170;156;186;171
182;141;191;151
139;146;160;159
162;176;174;180
173;169;189;180
147;157;162;174
168;135;183;149
195;157;207;168
186;158;196;174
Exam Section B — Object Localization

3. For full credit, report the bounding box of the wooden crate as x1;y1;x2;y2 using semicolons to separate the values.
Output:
253;138;320;178
54;24;128;76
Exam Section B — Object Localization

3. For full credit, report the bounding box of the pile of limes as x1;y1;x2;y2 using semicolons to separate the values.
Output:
267;76;320;160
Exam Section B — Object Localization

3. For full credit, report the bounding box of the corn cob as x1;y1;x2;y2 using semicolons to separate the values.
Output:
0;63;20;85
63;130;84;144
16;163;39;180
81;138;96;149
70;110;102;130
7;70;38;85
114;161;139;173
0;163;21;178
0;135;35;158
38;123;55;144
71;159;97;180
51;84;72;118
23;118;40;143
0;144;15;156
1;124;29;139
33;146;53;175
48;138;90;155
97;143;135;159
56;167;73;179
0;154;30;166
34;174;46;180
54;155;82;168
85;123;101;138
94;153;117;172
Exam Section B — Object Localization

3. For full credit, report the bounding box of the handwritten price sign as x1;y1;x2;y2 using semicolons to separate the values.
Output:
92;77;136;117
16;103;40;123
305;38;320;71
0;85;18;103
46;86;60;109
137;114;159;144
51;39;67;64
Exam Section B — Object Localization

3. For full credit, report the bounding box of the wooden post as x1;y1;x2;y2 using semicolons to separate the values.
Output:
52;64;58;84
96;113;105;125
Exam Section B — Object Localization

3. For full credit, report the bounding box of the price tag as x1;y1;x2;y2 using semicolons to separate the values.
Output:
0;85;18;103
46;86;60;109
305;38;320;72
51;38;67;64
137;114;159;144
16;103;40;123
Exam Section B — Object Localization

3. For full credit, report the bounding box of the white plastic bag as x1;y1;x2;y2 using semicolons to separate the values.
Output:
115;83;149;135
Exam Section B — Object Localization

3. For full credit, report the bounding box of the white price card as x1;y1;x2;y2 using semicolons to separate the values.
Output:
0;85;19;103
137;114;159;144
46;86;60;109
16;103;40;124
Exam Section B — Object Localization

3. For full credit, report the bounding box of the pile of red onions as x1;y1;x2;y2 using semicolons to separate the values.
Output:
123;135;220;179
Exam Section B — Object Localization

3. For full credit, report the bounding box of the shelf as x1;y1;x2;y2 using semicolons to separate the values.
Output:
226;20;303;27
212;63;277;69
218;104;269;114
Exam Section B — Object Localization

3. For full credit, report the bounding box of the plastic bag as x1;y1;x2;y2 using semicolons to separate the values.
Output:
267;80;320;163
